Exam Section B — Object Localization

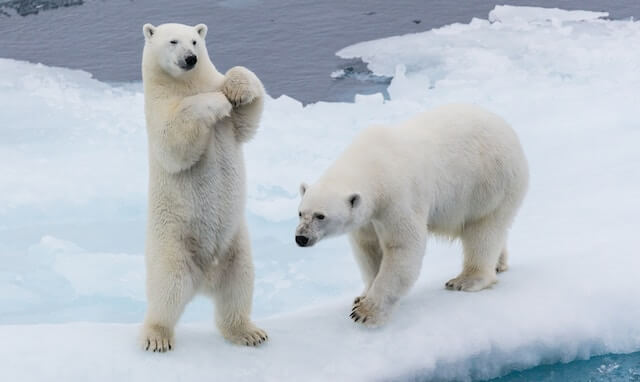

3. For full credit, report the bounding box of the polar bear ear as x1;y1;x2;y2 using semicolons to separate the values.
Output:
195;24;208;39
348;193;361;208
299;183;308;196
143;24;156;41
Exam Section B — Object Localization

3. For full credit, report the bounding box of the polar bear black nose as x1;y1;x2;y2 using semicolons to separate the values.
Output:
185;55;197;68
295;235;309;247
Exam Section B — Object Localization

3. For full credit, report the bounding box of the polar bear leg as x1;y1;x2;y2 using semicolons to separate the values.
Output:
223;66;264;143
496;247;509;273
141;256;196;352
223;66;263;107
208;224;267;346
349;223;383;299
229;97;263;143
446;217;507;292
350;216;427;327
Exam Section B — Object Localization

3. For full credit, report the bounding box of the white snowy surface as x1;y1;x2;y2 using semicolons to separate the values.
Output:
1;5;640;381
3;257;640;382
487;5;609;24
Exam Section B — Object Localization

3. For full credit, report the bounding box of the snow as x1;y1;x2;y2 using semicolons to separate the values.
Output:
487;5;609;24
3;254;640;381
3;259;640;381
1;5;640;381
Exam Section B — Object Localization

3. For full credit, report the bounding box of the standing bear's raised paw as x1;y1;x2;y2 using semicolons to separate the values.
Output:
350;296;389;328
222;66;263;107
140;323;174;353
220;323;268;347
189;92;233;126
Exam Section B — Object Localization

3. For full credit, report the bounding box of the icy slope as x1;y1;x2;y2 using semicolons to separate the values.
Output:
1;4;640;381
3;252;640;382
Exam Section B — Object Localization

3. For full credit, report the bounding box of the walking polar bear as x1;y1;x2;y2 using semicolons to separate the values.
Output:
140;22;267;351
296;104;529;327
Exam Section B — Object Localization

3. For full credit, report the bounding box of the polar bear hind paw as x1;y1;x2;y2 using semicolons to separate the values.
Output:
223;325;268;347
445;273;496;292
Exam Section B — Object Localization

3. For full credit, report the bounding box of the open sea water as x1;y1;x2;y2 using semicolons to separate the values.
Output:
1;0;639;103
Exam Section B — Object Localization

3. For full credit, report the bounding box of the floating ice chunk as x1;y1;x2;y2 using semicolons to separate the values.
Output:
488;5;609;25
330;69;345;79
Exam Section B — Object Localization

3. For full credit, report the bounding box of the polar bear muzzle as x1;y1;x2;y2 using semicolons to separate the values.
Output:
295;235;310;247
181;54;198;71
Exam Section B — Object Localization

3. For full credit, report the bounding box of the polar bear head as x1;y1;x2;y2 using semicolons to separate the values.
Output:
142;23;209;78
295;182;364;247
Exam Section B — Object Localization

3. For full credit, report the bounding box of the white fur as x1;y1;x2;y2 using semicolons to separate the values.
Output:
140;23;267;351
296;104;529;327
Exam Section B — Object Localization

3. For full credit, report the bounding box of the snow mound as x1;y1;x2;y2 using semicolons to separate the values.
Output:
2;4;640;381
0;251;640;381
3;252;640;381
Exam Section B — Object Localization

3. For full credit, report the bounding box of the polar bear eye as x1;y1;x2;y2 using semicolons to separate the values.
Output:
192;40;197;46
170;40;178;45
315;213;325;220
298;211;302;217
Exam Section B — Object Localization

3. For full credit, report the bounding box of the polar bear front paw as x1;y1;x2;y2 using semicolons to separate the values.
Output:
222;323;268;347
186;92;232;127
200;92;233;124
350;296;388;327
140;323;174;352
223;66;263;107
445;273;496;292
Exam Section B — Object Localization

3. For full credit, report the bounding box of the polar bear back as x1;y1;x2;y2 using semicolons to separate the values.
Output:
320;103;529;234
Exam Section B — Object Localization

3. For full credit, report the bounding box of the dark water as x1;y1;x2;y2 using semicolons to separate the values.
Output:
489;352;640;381
1;0;639;103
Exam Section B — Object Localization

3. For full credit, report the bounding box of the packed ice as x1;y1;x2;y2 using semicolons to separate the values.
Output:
1;5;639;381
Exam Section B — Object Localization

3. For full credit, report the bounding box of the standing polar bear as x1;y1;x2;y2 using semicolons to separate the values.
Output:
296;104;529;327
140;22;267;351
